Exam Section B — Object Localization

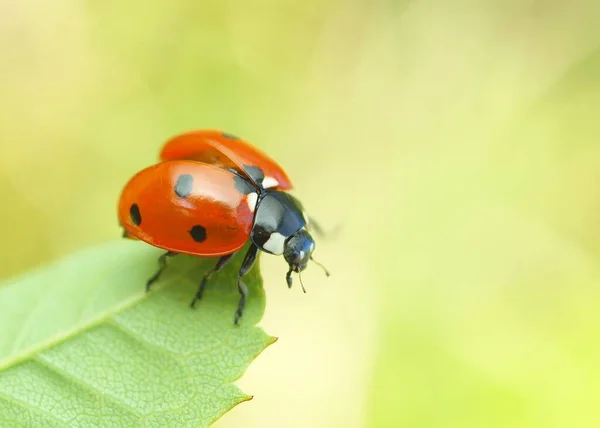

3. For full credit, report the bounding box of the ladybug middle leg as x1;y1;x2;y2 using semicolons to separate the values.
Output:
147;251;178;291
234;244;259;325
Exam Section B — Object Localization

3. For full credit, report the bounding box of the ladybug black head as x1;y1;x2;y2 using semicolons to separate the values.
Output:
284;229;316;292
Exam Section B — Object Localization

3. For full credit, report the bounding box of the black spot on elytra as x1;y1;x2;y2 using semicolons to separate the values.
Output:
243;165;265;185
189;225;207;243
130;204;142;225
232;172;256;195
222;132;240;140
174;174;193;198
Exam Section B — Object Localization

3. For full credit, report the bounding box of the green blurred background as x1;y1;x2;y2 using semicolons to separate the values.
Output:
2;0;600;426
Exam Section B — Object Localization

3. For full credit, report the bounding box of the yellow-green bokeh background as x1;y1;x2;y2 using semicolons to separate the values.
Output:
2;1;600;427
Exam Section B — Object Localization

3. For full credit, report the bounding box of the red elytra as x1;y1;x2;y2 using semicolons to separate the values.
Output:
118;160;257;256
159;129;293;191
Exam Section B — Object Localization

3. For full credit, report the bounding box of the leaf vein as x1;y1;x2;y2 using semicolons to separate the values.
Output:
9;282;56;357
0;391;68;427
0;258;205;372
33;356;141;418
107;319;224;360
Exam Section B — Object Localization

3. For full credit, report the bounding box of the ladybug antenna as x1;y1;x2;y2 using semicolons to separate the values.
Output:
298;271;307;294
310;256;330;277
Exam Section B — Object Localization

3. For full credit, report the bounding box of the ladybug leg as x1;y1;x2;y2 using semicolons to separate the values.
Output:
190;253;235;308
146;251;177;292
234;244;259;325
307;216;327;238
307;216;340;239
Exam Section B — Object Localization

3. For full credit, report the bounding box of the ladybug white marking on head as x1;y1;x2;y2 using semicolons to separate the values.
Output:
246;192;258;213
262;176;279;189
263;232;286;255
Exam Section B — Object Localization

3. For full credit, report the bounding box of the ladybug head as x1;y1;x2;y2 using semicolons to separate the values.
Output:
284;229;329;292
284;229;314;271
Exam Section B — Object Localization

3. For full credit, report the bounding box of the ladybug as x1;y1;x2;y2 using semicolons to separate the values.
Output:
118;130;329;324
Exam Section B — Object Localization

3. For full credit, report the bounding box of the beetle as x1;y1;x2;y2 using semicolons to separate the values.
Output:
118;130;328;323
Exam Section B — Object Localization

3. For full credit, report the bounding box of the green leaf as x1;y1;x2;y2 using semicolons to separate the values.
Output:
0;240;275;427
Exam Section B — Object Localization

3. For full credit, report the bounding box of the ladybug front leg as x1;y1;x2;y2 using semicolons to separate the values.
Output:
234;244;259;325
190;253;236;308
146;251;178;291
